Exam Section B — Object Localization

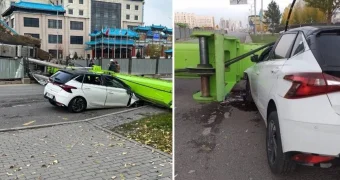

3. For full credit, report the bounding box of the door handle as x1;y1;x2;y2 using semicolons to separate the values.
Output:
109;92;114;94
84;88;91;90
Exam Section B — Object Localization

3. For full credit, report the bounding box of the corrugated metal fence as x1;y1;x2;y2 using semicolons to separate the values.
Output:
0;58;24;80
75;58;172;75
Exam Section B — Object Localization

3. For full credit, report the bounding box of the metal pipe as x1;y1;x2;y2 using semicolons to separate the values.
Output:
201;76;210;97
198;37;208;65
225;42;274;67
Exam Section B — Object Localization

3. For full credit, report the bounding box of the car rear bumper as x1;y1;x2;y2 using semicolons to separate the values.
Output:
44;87;72;107
277;95;340;156
280;119;340;157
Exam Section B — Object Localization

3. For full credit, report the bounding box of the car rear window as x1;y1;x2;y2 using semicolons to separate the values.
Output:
315;33;340;66
50;71;75;84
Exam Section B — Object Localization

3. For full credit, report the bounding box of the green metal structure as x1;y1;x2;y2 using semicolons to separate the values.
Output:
175;32;265;102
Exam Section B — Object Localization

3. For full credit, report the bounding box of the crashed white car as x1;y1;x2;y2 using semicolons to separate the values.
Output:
44;69;138;112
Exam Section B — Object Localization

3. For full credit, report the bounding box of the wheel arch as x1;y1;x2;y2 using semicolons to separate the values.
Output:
68;96;88;109
266;99;277;126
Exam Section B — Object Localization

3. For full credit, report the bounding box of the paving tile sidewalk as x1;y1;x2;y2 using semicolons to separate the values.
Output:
0;107;172;180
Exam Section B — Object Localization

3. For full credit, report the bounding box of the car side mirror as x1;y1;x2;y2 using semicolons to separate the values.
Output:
251;55;259;63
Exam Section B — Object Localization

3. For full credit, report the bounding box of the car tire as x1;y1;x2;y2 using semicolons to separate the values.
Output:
266;111;296;174
244;78;254;103
48;99;57;106
68;97;87;113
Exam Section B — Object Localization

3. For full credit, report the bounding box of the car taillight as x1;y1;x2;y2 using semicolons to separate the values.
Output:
283;73;340;99
59;84;77;93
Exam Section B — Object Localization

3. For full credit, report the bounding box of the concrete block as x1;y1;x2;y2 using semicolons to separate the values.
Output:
21;78;30;84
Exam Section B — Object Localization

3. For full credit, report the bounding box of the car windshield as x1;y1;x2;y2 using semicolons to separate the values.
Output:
50;71;75;84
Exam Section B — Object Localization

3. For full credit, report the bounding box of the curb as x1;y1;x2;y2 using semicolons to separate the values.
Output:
88;121;172;159
0;106;147;132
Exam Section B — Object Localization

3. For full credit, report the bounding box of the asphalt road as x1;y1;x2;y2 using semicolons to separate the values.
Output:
0;84;129;129
174;78;340;180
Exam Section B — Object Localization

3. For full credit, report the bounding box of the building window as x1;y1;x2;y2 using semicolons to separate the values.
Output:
134;16;138;20
68;0;73;3
10;18;14;28
49;49;63;58
24;33;40;39
79;0;83;4
126;4;130;9
69;9;73;15
70;21;83;30
48;19;62;29
70;36;83;44
126;14;130;20
79;10;84;16
48;35;63;44
135;5;138;10
23;17;39;27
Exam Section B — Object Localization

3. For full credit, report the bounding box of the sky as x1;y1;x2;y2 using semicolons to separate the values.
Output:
174;0;293;27
144;0;173;28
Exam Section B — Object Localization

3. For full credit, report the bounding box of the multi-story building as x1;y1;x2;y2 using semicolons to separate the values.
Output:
219;18;226;30
174;12;196;28
91;0;144;31
1;0;145;59
175;12;215;29
1;1;90;59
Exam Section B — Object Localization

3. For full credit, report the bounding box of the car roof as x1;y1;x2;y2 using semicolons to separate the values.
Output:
286;26;340;37
60;69;98;76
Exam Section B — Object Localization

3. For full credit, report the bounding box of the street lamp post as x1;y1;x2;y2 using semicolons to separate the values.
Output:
57;9;59;61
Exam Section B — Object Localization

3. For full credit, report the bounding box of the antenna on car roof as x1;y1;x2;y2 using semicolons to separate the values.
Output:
285;0;297;32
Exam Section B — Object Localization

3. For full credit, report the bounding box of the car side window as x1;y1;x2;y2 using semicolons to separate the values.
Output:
272;33;297;59
290;32;305;57
103;76;125;89
83;74;102;85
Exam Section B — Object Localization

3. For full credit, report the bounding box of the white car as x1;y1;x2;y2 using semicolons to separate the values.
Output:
44;69;139;113
244;26;340;174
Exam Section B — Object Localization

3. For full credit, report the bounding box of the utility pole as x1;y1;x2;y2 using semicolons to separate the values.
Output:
260;0;263;40
254;0;256;35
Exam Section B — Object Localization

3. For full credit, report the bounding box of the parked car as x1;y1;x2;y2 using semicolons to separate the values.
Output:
44;69;139;113
244;26;340;174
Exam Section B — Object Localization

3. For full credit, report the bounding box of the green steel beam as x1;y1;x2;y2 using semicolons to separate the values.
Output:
175;32;264;103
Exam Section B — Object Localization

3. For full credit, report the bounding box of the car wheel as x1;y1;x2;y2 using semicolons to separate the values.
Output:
68;97;86;113
48;99;57;106
266;111;296;174
244;78;254;103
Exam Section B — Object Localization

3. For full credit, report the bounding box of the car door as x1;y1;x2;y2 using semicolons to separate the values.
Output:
82;74;107;108
102;75;130;107
256;33;297;116
249;46;272;105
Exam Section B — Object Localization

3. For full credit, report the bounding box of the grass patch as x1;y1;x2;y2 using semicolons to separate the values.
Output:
250;34;279;44
112;112;172;154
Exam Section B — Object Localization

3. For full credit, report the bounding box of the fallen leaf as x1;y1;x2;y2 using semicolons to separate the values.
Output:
41;164;47;168
158;173;163;177
188;170;195;174
159;164;164;167
6;172;13;176
23;120;36;126
111;176;116;179
122;152;127;155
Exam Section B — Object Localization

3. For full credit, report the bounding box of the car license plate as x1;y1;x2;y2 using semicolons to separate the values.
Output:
46;93;54;99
